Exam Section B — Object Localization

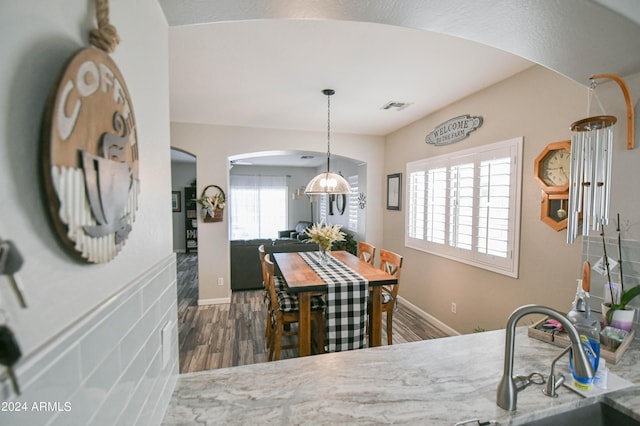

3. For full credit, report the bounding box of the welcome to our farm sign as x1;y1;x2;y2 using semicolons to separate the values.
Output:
425;115;483;146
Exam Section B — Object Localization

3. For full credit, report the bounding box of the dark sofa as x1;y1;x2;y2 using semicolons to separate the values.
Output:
278;221;313;241
230;238;319;291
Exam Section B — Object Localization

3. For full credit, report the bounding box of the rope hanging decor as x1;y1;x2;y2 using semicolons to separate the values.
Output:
89;0;120;53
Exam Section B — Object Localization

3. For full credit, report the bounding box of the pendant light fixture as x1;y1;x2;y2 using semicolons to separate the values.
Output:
305;89;352;195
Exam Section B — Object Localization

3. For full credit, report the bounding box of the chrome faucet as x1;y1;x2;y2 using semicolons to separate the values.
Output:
496;304;595;411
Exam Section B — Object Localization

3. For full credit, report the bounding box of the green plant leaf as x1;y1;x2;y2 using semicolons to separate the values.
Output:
620;284;640;307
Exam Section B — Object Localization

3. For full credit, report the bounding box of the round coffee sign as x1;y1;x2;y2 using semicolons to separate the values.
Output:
42;47;139;263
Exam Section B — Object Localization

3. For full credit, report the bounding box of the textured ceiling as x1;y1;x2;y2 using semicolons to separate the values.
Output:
162;0;640;164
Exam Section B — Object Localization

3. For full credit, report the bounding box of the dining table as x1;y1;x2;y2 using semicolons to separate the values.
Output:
272;250;398;357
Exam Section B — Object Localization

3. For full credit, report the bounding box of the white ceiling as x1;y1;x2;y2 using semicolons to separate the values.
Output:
168;19;533;136
163;0;640;166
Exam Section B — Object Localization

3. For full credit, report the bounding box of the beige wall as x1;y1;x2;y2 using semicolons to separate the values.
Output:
170;123;384;303
384;66;593;333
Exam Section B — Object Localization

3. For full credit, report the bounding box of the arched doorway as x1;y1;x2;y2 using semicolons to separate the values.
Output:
171;147;200;372
228;149;367;241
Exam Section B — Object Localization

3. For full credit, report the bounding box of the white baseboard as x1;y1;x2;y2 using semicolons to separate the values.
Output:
397;295;461;336
198;297;231;305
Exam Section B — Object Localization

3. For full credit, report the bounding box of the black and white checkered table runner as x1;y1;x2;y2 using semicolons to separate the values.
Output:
298;251;369;352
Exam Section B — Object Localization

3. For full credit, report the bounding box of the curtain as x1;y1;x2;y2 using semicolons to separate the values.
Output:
230;175;287;240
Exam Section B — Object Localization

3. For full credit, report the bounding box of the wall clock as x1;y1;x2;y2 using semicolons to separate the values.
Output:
533;140;571;194
540;192;569;231
534;140;570;231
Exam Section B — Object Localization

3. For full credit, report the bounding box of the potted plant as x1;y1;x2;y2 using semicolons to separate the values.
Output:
331;231;357;256
603;284;640;331
600;216;638;332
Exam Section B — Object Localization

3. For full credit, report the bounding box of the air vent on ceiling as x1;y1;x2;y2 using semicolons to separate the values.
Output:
381;101;412;111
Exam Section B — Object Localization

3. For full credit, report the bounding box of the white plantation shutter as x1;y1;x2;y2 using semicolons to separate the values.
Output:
405;137;522;277
408;170;425;239
477;157;511;257
449;162;474;250
319;194;327;222
426;167;447;244
348;175;358;231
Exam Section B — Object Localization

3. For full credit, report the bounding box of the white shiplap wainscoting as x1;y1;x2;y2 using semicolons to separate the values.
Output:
0;255;179;426
583;236;640;329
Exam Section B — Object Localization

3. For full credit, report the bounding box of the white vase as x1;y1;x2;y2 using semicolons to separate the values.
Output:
601;303;636;332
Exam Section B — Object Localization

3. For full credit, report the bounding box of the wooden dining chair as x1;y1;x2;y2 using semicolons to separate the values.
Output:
263;254;326;360
369;249;403;345
258;245;299;351
358;241;376;265
258;245;275;348
258;245;286;291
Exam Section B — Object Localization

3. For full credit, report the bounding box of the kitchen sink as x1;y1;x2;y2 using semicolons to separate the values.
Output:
522;402;640;425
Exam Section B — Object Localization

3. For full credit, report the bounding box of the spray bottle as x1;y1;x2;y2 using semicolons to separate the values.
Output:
567;279;601;390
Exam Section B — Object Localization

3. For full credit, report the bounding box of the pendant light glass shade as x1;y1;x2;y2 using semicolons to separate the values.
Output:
305;171;351;194
305;89;352;195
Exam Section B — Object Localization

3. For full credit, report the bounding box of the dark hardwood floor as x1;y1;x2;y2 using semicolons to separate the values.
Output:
176;253;451;373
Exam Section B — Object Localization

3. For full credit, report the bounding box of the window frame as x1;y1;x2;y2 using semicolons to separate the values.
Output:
405;137;523;278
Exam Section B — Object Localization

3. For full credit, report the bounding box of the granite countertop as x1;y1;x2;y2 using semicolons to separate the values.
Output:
162;327;640;425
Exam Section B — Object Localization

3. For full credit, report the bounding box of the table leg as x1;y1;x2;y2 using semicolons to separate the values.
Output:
298;292;311;356
369;286;382;347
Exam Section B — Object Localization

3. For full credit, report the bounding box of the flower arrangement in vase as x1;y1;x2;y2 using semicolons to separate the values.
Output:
304;222;345;265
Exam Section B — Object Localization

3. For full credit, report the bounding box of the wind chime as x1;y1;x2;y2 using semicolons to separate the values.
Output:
566;74;635;244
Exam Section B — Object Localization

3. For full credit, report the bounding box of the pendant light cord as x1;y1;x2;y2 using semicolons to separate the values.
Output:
326;91;331;174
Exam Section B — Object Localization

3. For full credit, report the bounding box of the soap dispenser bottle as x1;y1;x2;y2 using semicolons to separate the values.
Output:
567;279;601;390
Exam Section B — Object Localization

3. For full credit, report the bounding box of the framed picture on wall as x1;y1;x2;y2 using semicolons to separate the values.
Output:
386;173;402;210
172;191;181;212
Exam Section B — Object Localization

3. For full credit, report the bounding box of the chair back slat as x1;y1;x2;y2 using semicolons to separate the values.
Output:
379;249;403;299
358;241;376;265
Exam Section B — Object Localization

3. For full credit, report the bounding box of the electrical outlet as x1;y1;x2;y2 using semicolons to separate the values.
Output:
451;302;457;314
217;277;224;286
